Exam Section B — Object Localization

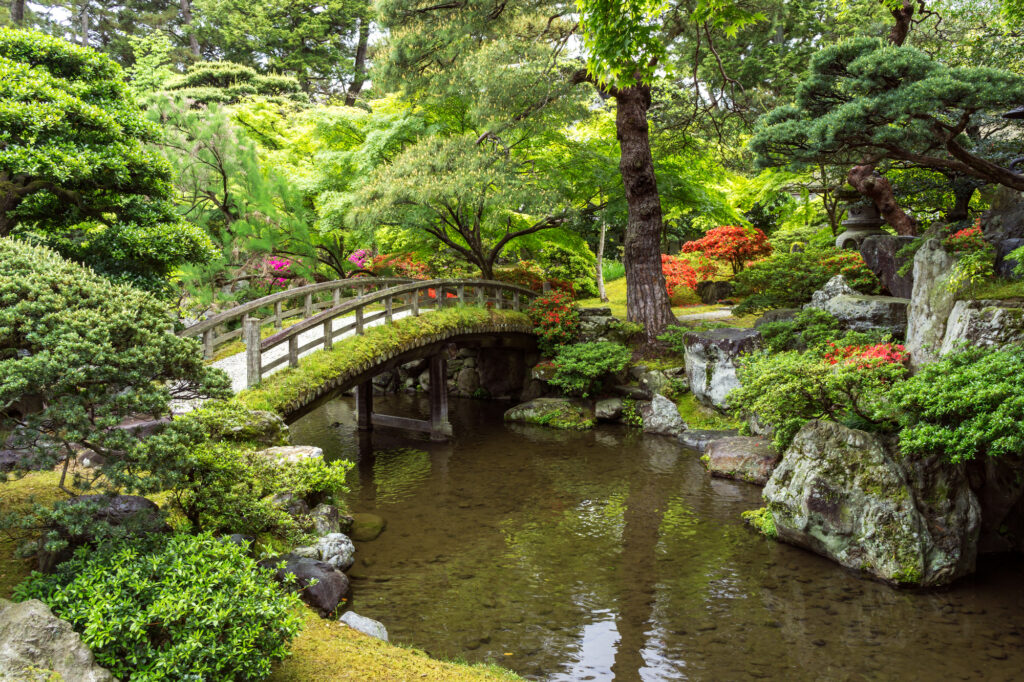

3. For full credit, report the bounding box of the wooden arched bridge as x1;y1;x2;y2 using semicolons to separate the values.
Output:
179;278;543;439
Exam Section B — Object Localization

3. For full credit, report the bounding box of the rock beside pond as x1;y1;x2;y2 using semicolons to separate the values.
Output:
678;429;739;452
316;533;356;570
339;611;389;641
310;503;342;536
0;598;117;682
210;409;289;447
271;493;310;517
257;445;323;463
939;300;1024;355
503;398;595;430
703;436;779;485
639;394;687;437
260;555;350;615
683;328;762;410
350;512;387;542
763;420;979;587
595;397;623;421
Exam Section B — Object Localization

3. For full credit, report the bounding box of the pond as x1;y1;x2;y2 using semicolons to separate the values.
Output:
291;394;1024;681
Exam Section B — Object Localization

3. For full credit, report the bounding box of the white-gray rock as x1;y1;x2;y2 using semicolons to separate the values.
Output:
640;394;687;436
339;611;389;641
594;397;624;421
939;299;1024;355
309;503;341;536
256;445;323;463
316;533;355;570
808;275;856;308
683;328;762;409
905;239;959;369
808;293;909;337
0;599;118;682
291;545;320;559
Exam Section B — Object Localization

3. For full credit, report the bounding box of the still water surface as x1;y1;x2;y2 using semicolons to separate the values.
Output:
291;394;1024;681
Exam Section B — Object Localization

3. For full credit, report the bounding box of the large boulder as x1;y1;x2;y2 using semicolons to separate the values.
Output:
683;328;762;410
809;293;909;338
503;397;595;430
965;456;1024;553
905;239;959;369
860;235;917;298
0;599;117;682
808;275;855;308
639;394;687;437
939;300;1024;355
980;187;1024;244
763;420;980;587
316;533;355;570
259;555;350;615
703;436;779;485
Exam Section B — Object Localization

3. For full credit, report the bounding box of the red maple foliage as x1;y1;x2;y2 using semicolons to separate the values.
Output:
661;254;699;297
680;225;772;274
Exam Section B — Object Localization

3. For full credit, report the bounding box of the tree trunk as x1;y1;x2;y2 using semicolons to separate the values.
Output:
596;220;608;302
9;0;25;25
179;0;200;57
946;181;976;223
344;17;370;107
848;165;918;235
888;0;915;47
615;84;676;342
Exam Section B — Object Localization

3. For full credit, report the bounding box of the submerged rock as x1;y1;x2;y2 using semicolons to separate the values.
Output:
703;436;779;485
503;398;595;430
683;328;762;410
939;300;1024;355
639;394;687;437
339;611;389;641
906;239;959;369
350;512;387;542
0;599;117;682
762;420;979;587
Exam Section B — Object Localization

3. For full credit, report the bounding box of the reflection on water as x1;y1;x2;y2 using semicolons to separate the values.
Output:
291;394;1024;681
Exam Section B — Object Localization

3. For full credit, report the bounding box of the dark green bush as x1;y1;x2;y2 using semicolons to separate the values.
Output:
894;346;1024;463
732;248;879;315
758;308;842;353
15;533;302;681
549;342;632;398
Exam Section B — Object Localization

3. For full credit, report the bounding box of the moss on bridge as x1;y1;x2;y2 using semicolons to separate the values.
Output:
234;307;533;417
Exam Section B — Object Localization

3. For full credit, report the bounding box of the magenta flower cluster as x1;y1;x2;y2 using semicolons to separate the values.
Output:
347;249;370;269
268;257;291;286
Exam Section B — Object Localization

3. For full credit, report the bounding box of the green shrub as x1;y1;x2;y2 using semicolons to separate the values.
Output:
741;507;777;538
758;308;842;353
536;242;599;298
15;533;302;681
732;248;879;315
893;346;1024;463
731;349;905;451
622;397;643;428
549;342;632;398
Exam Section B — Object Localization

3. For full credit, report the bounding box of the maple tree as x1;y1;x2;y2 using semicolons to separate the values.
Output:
680;226;772;275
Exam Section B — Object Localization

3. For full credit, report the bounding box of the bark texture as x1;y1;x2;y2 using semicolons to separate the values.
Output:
344;17;371;107
179;0;201;56
9;0;25;25
848;165;918;235
615;84;676;341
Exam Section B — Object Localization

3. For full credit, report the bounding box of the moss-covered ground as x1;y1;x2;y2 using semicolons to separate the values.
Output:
963;278;1024;301
578;276;757;328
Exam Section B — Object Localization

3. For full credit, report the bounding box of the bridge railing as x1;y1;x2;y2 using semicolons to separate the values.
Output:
242;279;540;388
179;278;416;359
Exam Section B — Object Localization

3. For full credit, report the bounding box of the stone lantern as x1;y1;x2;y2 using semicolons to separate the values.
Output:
835;197;887;250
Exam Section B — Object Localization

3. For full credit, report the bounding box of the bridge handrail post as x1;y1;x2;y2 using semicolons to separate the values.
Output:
288;336;299;368
436;285;445;310
457;284;465;305
513;290;520;311
355;306;364;335
385;295;393;324
243;316;262;388
323;318;333;350
303;293;313;318
273;301;283;329
411;289;420;316
202;328;215;360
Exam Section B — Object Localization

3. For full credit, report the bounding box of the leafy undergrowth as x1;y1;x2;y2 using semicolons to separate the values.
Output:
675;393;743;430
268;608;521;682
236;307;531;414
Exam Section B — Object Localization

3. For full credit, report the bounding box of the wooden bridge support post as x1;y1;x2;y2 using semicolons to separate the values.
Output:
429;354;452;441
202;328;215;360
355;380;373;431
243;316;262;388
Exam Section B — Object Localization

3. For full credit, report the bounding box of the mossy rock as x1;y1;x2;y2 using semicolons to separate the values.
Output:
503;398;595;430
350;512;387;542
